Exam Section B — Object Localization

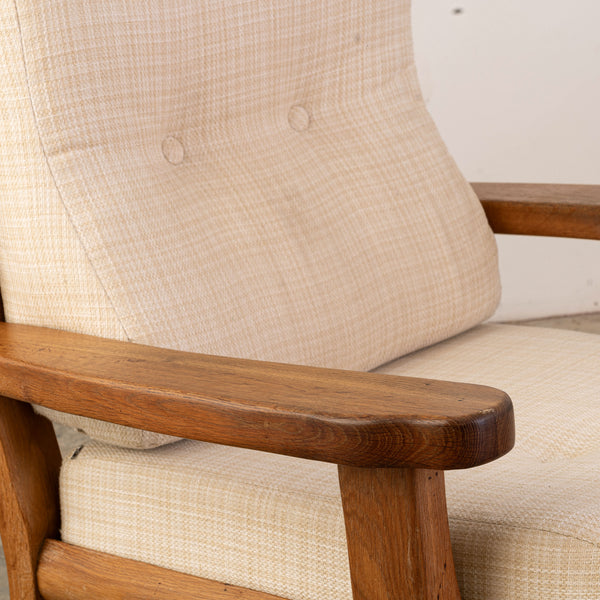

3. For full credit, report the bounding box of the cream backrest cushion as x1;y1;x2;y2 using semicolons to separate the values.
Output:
0;1;500;448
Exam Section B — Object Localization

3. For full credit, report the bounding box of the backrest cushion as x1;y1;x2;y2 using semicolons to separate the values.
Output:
0;1;500;448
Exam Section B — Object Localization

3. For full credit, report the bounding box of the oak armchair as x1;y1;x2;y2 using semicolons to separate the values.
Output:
0;2;599;600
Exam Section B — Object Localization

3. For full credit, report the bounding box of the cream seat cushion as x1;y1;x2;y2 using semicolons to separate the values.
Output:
60;324;600;600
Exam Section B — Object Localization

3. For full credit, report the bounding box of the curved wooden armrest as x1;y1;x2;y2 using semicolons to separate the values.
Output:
0;322;514;470
473;182;600;239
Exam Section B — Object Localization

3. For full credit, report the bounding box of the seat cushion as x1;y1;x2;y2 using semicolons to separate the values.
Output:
1;0;499;448
60;324;600;600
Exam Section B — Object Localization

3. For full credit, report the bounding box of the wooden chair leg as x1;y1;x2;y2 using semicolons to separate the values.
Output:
0;396;62;600
339;465;461;600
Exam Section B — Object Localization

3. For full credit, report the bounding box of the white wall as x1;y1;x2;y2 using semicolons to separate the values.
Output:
412;0;600;320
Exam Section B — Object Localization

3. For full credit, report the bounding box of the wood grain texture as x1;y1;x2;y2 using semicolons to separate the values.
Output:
474;182;600;239
339;466;460;600
0;322;514;470
37;539;288;600
0;397;61;600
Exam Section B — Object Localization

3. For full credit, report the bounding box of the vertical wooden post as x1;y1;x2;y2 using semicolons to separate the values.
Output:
339;465;461;600
0;397;62;600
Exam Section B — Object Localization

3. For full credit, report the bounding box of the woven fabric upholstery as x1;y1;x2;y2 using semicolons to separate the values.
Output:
0;1;499;447
0;4;175;447
61;324;600;600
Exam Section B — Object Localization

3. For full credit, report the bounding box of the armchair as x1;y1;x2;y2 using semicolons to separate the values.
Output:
0;2;599;600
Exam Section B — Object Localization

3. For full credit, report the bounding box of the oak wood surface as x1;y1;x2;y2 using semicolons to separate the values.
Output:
339;466;460;600
37;539;288;600
0;397;61;600
0;322;514;470
474;182;600;239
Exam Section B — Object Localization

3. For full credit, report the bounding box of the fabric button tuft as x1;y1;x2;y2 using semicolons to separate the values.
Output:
288;106;311;132
162;136;185;165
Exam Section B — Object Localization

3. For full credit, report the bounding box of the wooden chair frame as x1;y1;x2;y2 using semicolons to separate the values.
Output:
0;183;598;599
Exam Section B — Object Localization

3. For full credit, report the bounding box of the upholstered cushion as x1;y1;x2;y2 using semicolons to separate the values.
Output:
0;1;499;448
60;324;600;600
0;2;174;448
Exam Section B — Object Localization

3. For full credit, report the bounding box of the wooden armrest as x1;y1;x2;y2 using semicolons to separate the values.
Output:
473;182;600;239
0;322;514;470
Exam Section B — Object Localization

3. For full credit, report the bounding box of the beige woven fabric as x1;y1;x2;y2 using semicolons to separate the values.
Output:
1;1;499;447
61;324;600;599
62;441;350;600
0;3;176;448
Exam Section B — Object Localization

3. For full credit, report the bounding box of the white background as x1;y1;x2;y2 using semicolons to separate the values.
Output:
412;0;600;320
